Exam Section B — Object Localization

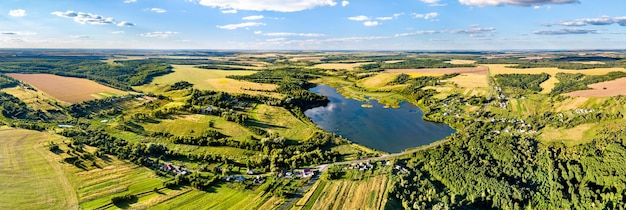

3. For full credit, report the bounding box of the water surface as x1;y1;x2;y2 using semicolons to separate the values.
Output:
304;85;455;153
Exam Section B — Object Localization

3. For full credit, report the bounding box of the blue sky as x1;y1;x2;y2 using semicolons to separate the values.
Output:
2;0;625;50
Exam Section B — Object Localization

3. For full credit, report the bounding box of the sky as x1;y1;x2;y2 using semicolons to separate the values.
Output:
1;0;625;50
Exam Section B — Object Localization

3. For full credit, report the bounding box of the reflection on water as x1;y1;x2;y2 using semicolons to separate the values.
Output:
304;85;455;153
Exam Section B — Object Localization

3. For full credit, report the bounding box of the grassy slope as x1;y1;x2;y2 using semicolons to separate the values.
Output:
0;127;78;210
250;104;317;141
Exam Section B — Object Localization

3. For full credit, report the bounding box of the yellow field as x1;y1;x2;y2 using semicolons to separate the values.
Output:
446;59;476;64
312;62;375;71
138;65;280;97
6;73;127;103
250;104;317;141
484;64;626;93
2;86;68;110
294;176;390;210
540;123;595;146
0;128;77;210
358;73;401;89
447;73;490;96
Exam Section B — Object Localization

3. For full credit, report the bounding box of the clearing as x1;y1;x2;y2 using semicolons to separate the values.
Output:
293;175;390;210
565;77;626;97
540;123;596;147
0;128;78;210
6;73;127;103
138;65;279;97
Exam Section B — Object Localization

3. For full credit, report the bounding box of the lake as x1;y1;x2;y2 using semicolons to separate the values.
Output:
304;85;455;153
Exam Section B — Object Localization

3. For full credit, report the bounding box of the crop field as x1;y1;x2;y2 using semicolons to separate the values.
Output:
357;73;403;89
312;62;375;71
295;176;390;210
6;73;127;103
140;65;280;97
565;77;626;97
446;59;476;64
250;104;317;141
0;128;77;210
151;183;282;210
1;86;68;110
446;73;490;96
484;64;626;93
384;66;488;75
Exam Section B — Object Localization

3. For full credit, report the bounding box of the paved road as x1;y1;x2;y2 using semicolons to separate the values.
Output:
278;139;449;210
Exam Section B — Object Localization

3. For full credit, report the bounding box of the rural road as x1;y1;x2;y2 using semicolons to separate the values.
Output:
278;139;449;210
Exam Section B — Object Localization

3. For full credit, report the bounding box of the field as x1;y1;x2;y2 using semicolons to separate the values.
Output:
446;59;476;64
138;65;280;97
446;73;490;96
292;175;390;210
6;73;127;103
1;86;68;110
312;62;375;71
540;123;595;147
384;66;488;75
565;77;626;97
484;64;626;93
250;104;317;141
0;128;77;210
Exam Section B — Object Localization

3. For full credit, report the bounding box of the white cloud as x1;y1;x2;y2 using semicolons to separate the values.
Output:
216;22;265;30
348;15;370;21
342;1;349;6
266;38;287;42
545;16;626;27
242;15;264;20
393;13;405;18
123;0;137;3
117;21;135;27
420;0;446;6
363;21;380;27
413;12;438;20
263;32;326;37
112;31;125;34
141;31;178;39
395;26;495;37
459;0;579;7
9;9;27;17
254;30;263;34
52;10;135;27
70;35;90;39
197;0;338;12
148;8;167;13
533;28;597;35
376;17;393;21
1;31;37;36
221;9;238;14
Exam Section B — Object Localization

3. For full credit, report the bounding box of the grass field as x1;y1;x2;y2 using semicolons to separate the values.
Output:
250;104;317;141
357;73;402;89
6;73;127;103
293;175;390;210
2;86;68;110
540;123;595;147
138;65;280;97
0;128;77;210
484;64;626;93
446;59;476;64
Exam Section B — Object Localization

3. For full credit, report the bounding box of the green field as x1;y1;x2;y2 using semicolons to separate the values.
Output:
250;104;317;141
0;128;77;210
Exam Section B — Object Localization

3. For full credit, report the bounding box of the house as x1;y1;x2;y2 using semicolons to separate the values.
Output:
201;106;214;114
247;169;255;175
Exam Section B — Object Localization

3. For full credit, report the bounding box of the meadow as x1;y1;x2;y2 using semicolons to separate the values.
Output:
0;128;77;210
294;175;390;210
138;65;280;97
6;73;127;103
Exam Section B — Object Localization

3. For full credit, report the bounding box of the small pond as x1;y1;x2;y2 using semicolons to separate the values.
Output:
304;85;455;153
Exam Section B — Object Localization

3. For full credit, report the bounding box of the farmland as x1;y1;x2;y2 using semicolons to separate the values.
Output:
565;77;626;97
137;65;280;97
3;50;626;209
0;128;77;210
6;73;127;103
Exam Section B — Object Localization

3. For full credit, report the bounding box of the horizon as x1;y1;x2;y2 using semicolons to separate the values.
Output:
3;0;626;50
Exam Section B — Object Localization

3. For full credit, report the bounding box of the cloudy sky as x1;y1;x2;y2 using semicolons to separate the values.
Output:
1;0;625;50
